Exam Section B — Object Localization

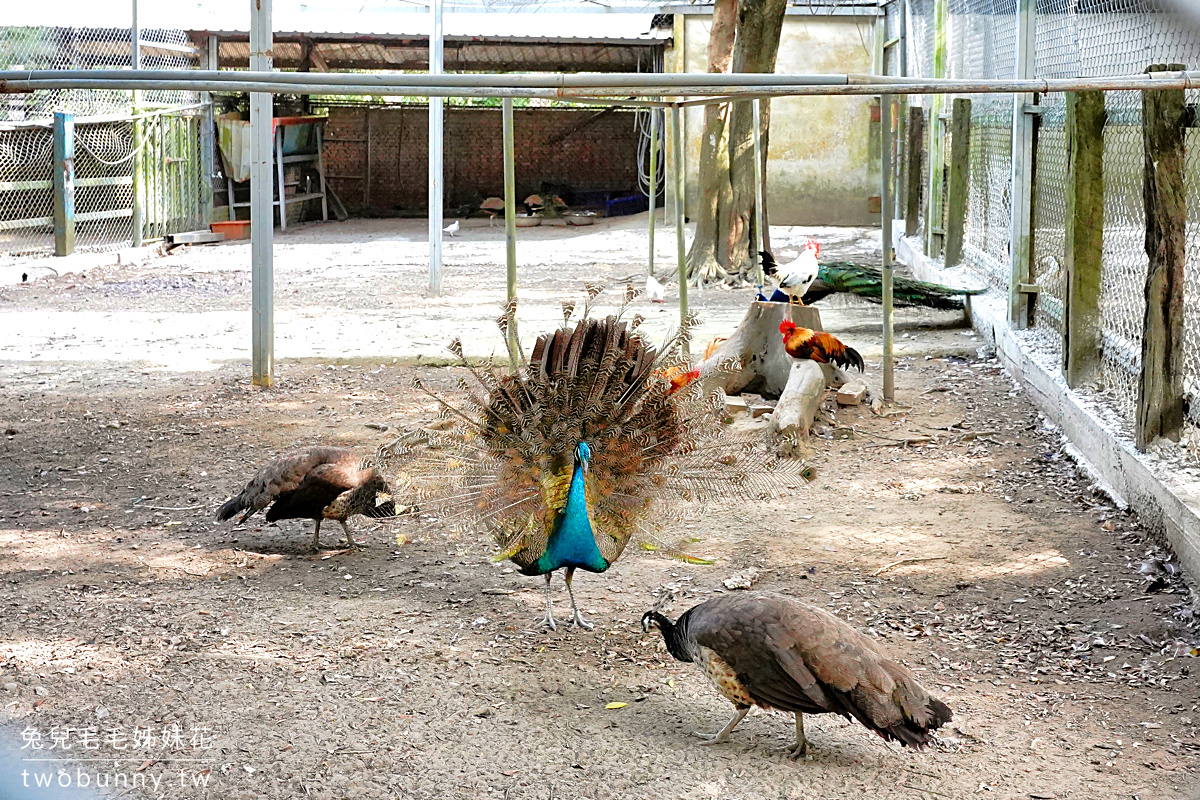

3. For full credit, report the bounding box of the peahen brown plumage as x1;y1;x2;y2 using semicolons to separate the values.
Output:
643;592;952;756
216;447;396;551
384;293;809;630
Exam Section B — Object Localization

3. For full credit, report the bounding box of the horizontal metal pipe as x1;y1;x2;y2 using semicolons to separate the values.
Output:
0;68;852;89
3;70;1197;100
1;78;565;99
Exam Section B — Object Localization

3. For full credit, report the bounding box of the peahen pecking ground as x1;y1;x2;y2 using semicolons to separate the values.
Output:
0;218;1196;799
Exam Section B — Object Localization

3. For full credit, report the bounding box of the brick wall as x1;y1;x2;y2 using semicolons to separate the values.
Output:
322;105;641;215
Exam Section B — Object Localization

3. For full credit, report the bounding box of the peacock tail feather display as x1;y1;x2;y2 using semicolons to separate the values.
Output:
380;291;812;627
805;261;986;310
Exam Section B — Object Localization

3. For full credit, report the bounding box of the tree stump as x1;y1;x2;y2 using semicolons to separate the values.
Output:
698;301;838;440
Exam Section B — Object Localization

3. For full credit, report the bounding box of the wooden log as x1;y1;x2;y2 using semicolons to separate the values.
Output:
1136;63;1188;450
1062;89;1105;388
699;301;823;398
772;360;826;454
944;97;971;267
905;106;925;238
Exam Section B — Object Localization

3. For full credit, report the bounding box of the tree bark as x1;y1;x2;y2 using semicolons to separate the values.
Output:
759;98;773;256
724;0;788;280
684;0;737;284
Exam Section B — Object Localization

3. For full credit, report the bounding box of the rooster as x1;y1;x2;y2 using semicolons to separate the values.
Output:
759;240;820;304
780;320;864;372
216;447;396;551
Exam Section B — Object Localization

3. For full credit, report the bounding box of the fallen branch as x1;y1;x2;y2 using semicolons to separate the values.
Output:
870;556;947;577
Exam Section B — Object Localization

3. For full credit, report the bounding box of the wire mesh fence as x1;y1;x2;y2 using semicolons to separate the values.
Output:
0;21;204;256
902;0;1200;446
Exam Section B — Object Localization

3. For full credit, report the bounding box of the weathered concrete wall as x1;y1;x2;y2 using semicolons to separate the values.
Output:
668;13;878;227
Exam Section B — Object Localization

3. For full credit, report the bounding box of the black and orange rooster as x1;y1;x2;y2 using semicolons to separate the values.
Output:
216;447;396;551
780;320;864;372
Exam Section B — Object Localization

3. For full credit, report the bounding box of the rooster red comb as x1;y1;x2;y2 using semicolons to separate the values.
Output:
804;238;821;254
779;320;796;334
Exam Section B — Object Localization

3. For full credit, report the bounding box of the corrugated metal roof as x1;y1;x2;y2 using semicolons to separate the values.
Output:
5;3;670;44
197;12;669;44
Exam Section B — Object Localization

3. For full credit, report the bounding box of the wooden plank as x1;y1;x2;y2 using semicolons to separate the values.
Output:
1136;63;1188;451
943;97;971;266
904;105;924;238
1062;90;1105;388
52;112;75;257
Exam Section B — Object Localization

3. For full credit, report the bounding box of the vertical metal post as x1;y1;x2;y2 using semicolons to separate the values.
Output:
199;34;217;227
671;103;688;356
250;0;274;386
275;124;286;230
647;109;658;277
1008;0;1037;327
130;0;142;247
924;0;948;257
502;97;519;363
427;0;445;296
751;98;766;286
896;0;909;220
881;93;895;402
53;112;75;257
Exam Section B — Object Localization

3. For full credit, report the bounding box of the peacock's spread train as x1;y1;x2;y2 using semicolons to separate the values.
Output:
381;291;812;629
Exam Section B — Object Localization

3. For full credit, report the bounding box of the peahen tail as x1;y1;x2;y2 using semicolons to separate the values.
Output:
804;261;985;310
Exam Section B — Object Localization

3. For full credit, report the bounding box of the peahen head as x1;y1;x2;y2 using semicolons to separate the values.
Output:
640;610;670;634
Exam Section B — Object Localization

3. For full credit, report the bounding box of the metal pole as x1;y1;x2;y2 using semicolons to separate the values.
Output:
199;34;217;228
647;109;658;277
249;0;274;387
881;91;895;403
9;72;1200;99
751;98;766;285
1008;0;1037;327
130;0;142;247
671;104;688;357
427;0;445;296
53;112;75;256
502;97;519;364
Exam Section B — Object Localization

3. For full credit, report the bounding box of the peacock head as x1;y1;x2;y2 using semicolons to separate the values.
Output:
574;441;591;472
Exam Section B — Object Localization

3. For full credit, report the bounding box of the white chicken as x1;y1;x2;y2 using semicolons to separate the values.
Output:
760;239;820;305
645;274;666;303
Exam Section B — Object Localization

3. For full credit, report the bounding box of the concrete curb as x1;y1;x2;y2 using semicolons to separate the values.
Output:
895;229;1200;583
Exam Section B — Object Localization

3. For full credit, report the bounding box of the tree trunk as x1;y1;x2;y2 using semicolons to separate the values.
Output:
724;0;788;281
759;99;773;256
685;0;737;284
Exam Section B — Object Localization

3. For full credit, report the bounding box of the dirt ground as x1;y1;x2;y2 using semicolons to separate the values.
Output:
0;219;1198;800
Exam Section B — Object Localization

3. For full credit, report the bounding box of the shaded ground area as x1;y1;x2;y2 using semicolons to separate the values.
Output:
0;218;1197;799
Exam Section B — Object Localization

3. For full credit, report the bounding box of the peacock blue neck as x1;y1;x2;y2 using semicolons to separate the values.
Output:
531;456;609;575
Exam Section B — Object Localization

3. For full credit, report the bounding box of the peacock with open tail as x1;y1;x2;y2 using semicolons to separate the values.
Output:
382;289;811;630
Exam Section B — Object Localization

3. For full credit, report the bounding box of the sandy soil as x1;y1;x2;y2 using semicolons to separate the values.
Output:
0;218;1197;800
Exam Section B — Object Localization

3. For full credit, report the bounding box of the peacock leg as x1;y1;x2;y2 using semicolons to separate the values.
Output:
541;573;558;631
785;712;808;758
339;520;358;548
563;568;594;630
310;518;322;552
693;706;749;745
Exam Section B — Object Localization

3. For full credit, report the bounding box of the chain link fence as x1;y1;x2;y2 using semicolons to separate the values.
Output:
0;22;204;256
896;0;1200;444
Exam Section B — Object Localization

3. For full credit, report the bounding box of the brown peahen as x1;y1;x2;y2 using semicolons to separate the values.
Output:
216;447;396;550
385;293;809;630
643;592;952;756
